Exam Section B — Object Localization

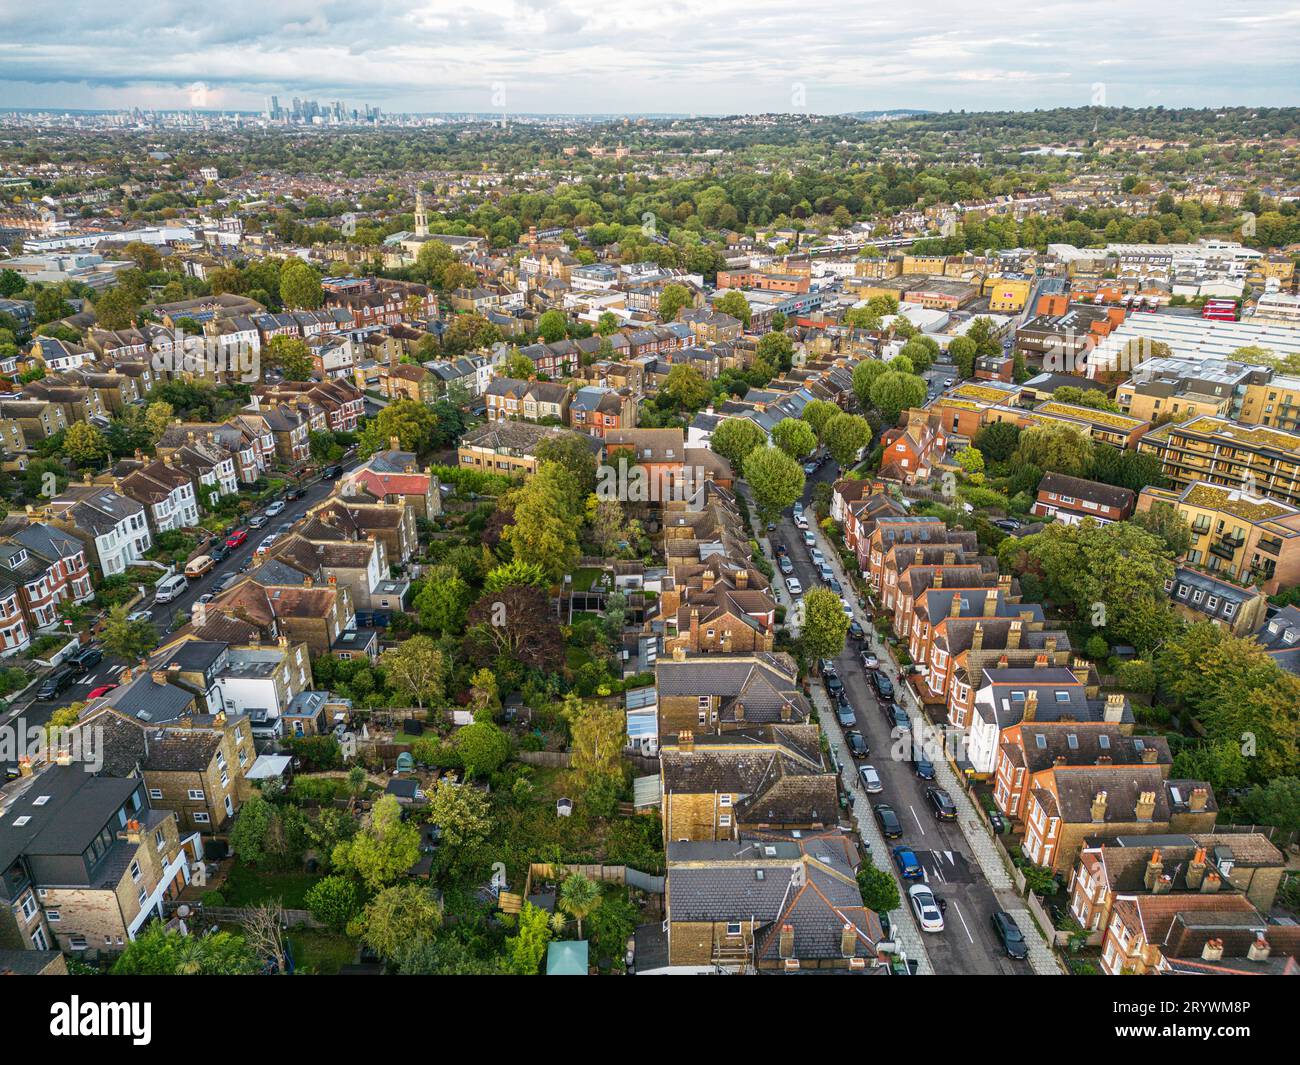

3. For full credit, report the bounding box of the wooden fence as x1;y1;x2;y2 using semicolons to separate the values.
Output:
524;862;664;896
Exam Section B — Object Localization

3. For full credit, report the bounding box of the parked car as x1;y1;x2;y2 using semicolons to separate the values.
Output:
247;515;268;530
992;518;1023;532
277;522;296;535
209;542;231;563
825;674;844;698
126;609;152;623
819;658;837;677
818;563;835;583
892;846;924;881
803;462;817;475
153;573;189;604
909;884;945;932
183;555;215;579
67;646;102;674
845;731;869;758
927;787;957;820
86;684;118;699
827;578;843;595
225;529;248;548
774;543;788;557
913;754;936;781
859;764;883;793
874;803;903;838
36;668;74;700
795;516;810;531
285;486;307;500
264;501;286;518
779;557;794;575
885;703;911;730
861;650;879;670
990;910;1029;959
212;574;238;594
837;704;856;729
873;673;895;699
848;619;865;640
802;530;816;547
320;464;343;479
785;576;803;597
840;598;854;617
810;547;824;566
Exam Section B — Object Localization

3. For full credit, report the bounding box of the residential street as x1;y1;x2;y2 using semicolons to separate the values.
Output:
761;464;1044;975
0;453;363;767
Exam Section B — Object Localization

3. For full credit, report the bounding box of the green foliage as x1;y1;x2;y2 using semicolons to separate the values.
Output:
742;444;805;523
112;922;260;975
332;794;422;892
710;417;766;471
304;875;364;933
801;587;851;661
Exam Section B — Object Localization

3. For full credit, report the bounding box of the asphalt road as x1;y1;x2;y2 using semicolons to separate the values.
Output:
1;454;362;767
767;474;1028;976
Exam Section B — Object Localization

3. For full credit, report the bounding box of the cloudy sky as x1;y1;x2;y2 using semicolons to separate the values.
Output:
1;0;1298;115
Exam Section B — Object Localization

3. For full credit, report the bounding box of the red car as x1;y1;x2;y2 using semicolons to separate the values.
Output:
225;530;248;548
87;684;118;699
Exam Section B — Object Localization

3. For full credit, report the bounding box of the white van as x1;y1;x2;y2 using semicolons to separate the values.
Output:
154;573;190;604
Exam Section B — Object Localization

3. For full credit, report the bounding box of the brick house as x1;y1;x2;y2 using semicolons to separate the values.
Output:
654;648;809;745
1032;472;1136;525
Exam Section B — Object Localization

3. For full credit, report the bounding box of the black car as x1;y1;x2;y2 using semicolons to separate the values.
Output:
825;675;845;698
912;754;935;780
67;646;102;674
210;542;231;563
884;702;910;730
873;673;894;699
285;486;307;500
991;910;1029;959
774;543;788;558
846;730;869;758
927;786;957;820
836;704;856;729
320;464;343;480
848;619;865;640
36;668;74;699
874;803;904;839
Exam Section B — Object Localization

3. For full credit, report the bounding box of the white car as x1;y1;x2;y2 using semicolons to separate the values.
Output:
264;501;286;517
859;764;883;793
840;598;854;616
810;548;824;566
785;577;803;597
909;884;945;933
794;515;809;530
153;573;189;604
802;530;816;547
126;609;153;623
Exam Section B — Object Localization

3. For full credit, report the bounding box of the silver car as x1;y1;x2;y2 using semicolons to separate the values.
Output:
858;764;883;794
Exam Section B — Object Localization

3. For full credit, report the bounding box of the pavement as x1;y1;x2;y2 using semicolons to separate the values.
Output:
0;454;362;770
757;464;1053;975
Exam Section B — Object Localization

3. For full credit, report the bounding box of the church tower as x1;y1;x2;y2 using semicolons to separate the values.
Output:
414;188;429;238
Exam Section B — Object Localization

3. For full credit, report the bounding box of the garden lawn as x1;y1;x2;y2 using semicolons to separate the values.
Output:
288;931;359;975
221;864;323;909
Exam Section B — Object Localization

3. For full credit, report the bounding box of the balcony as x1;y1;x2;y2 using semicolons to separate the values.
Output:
1208;541;1238;561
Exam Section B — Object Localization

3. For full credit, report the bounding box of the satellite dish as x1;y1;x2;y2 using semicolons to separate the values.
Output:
177;904;192;918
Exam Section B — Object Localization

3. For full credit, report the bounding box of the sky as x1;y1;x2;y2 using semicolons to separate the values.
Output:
1;0;1298;116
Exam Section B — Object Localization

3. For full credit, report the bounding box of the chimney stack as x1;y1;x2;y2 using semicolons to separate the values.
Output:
982;592;998;618
1247;934;1271;962
1135;791;1156;822
1189;787;1209;813
779;923;794;959
1008;620;1022;648
677;730;694;754
1201;938;1224;962
1186;847;1207;890
1022;690;1038;722
1034;653;1048;669
1201;871;1222;894
150;670;167;686
1104;693;1125;723
1090;790;1108;823
971;622;984;651
949;594;961;618
933;570;944;589
1141;746;1158;764
840;922;857;959
1144;849;1164;891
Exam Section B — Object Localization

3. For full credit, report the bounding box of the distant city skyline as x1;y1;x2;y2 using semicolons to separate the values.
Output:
0;1;1298;115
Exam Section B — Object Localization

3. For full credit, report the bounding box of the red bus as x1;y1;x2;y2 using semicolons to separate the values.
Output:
1202;299;1239;322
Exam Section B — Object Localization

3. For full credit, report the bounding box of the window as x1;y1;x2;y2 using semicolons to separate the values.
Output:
149;789;162;800
726;921;742;936
193;812;210;824
68;935;88;951
187;789;205;801
46;909;61;922
32;795;50;806
137;886;147;905
31;928;48;951
155;830;165;850
719;794;732;807
19;894;37;920
718;814;732;827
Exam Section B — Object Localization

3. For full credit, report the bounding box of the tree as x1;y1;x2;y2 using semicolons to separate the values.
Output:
93;285;142;330
358;398;440;456
416;239;456;287
453;721;511;778
535;433;598;500
756;331;795;374
143;400;175;445
63;422;110;469
658;283;692;322
100;604;158;662
379;635;445;709
743;445;805;523
663;364;711;412
1238;778;1300;836
506;901;553;974
484;559;549;595
564;697;626;790
537;309;568;343
279;259;323;309
502;464;582;579
948;335;977;379
112;923;259;975
240;900;290;974
264;335;313;380
34;287;72;324
800;399;840;440
898;338;935;375
955;447;985;475
801;587;850;660
332;794;422;892
974;421;1020;463
710;417;765;472
714;290;751;328
228;794;284;867
851;358;889;407
425;776;493;876
596;311;619;336
1013;423;1093;478
857;861;901;915
464;584;565;673
122;241;163;272
558;873;602;940
1129;502;1192;557
585;498;639;557
868;371;927;424
413;566;472;636
356;883;444;960
821;412;872;468
770;417;817;459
